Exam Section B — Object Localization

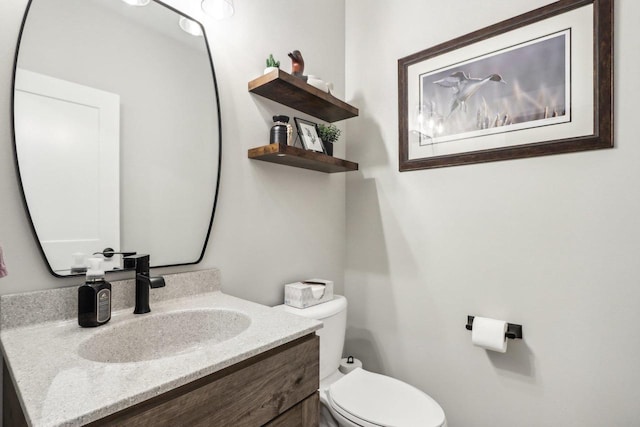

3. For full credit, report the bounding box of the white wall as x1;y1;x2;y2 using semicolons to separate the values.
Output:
0;0;347;304
345;1;640;426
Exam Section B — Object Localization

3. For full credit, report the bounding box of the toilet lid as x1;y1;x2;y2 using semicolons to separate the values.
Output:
328;368;445;427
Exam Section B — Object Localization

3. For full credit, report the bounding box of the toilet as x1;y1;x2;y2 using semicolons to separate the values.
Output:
275;295;447;427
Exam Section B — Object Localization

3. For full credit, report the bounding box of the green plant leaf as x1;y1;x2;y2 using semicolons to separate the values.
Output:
317;124;341;143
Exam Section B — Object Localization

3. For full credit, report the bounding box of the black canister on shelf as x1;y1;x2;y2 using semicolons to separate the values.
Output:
270;115;290;145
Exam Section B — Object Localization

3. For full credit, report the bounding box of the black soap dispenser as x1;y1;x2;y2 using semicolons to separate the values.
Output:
78;258;112;327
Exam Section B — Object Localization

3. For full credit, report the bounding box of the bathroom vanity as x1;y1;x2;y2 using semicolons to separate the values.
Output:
1;270;321;426
7;3;320;424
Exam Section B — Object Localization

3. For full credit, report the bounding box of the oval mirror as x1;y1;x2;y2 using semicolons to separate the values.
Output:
12;0;221;276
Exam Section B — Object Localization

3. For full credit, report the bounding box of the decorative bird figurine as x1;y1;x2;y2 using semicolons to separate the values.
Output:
434;71;506;117
288;50;305;80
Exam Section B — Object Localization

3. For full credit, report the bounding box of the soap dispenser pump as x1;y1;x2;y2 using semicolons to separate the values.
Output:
78;258;112;327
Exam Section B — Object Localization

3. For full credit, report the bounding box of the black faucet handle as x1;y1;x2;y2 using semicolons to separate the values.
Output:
126;253;164;315
123;254;150;272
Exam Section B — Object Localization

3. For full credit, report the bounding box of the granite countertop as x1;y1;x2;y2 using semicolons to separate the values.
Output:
0;269;321;427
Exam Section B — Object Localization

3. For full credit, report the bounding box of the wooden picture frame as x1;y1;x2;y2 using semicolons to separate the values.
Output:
294;117;325;153
398;0;613;171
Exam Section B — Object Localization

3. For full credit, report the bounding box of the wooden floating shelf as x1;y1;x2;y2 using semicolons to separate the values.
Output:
248;69;359;123
248;144;359;173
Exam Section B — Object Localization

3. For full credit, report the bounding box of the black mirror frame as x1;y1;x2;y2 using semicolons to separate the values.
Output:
11;0;223;277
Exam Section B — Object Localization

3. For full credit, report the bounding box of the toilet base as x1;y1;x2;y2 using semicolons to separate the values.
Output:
319;370;344;426
319;398;339;427
319;387;360;427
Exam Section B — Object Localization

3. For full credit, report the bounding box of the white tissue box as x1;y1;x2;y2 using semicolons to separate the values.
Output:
284;279;334;309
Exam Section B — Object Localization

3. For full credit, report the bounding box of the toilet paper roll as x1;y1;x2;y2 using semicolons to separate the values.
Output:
471;317;508;353
339;357;362;374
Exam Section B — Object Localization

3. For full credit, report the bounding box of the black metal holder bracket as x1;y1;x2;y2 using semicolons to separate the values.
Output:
465;315;523;340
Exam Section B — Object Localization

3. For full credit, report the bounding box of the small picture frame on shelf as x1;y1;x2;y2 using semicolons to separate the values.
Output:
294;117;325;153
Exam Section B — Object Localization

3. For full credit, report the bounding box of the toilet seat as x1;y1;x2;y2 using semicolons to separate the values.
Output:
327;368;446;427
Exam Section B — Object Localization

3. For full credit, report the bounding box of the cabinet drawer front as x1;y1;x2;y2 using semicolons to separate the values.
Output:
91;334;319;426
264;392;319;427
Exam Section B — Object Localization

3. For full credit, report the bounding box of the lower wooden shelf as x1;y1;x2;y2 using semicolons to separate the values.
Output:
248;143;358;173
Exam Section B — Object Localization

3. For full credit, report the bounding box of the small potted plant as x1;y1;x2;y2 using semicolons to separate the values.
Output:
264;54;280;75
316;123;341;156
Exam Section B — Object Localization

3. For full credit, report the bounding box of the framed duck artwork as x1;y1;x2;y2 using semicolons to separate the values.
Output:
398;0;613;171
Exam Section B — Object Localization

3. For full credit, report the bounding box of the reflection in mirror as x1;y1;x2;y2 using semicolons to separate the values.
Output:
13;0;221;276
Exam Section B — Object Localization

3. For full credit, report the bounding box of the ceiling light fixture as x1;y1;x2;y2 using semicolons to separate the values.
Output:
179;17;203;36
201;0;234;20
121;0;150;6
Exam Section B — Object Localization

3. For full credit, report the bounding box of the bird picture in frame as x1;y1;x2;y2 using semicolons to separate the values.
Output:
419;30;569;144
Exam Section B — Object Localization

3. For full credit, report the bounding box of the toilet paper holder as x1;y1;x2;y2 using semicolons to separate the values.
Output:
465;315;523;340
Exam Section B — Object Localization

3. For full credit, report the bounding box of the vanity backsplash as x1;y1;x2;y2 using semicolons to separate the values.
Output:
0;269;221;330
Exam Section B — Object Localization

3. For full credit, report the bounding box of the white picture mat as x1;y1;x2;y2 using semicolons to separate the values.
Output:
406;4;594;160
298;121;325;152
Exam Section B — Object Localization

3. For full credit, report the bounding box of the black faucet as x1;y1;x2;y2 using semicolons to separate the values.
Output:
123;254;165;314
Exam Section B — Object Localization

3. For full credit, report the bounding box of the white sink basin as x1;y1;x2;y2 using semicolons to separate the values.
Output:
77;309;251;363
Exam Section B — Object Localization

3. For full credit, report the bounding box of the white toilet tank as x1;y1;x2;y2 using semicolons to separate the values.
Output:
275;295;347;381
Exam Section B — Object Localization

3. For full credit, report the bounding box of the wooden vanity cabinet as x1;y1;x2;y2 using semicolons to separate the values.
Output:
3;334;319;427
